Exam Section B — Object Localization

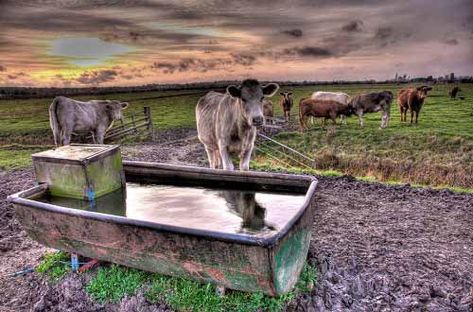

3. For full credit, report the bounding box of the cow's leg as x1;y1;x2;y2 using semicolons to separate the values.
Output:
95;126;106;144
380;112;389;128
340;115;347;125
239;145;253;171
357;112;364;127
415;110;419;124
330;112;337;125
218;141;234;170
214;150;221;169
204;147;218;169
62;126;72;145
410;110;414;124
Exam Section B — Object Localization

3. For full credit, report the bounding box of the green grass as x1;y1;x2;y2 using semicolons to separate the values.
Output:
1;83;472;188
36;251;71;280
0;145;47;169
82;262;316;311
86;265;148;303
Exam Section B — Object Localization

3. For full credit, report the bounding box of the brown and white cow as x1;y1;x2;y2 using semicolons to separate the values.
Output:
196;79;279;171
398;86;432;123
311;91;351;124
299;98;354;130
49;96;129;146
349;91;394;128
279;91;293;122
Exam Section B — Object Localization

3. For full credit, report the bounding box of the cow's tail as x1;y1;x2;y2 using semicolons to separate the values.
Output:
49;97;61;146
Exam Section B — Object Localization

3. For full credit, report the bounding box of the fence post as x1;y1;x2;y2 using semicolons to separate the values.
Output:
144;106;154;140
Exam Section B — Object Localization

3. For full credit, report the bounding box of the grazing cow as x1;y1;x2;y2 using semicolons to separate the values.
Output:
299;98;354;130
449;86;460;99
311;91;351;123
398;86;432;123
49;96;129;146
279;91;293;122
262;98;274;121
196;79;279;171
349;91;394;128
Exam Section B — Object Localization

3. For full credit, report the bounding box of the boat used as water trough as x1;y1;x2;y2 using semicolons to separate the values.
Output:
9;161;317;296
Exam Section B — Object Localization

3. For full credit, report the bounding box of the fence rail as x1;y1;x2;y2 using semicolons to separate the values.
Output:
72;106;153;143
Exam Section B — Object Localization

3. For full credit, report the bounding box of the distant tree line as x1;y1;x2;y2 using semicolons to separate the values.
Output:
1;76;472;100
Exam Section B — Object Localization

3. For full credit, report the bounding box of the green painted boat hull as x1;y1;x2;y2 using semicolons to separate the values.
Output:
9;162;317;296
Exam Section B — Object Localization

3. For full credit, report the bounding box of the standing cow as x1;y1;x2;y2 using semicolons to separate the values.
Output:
311;91;351;124
279;91;293;122
398;86;432;124
196;79;279;171
449;86;460;99
299;98;354;130
49;96;129;146
349;91;394;128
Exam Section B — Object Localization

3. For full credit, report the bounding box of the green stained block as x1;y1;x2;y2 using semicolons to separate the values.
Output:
32;144;125;199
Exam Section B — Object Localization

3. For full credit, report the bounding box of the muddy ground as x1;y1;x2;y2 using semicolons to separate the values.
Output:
1;129;472;312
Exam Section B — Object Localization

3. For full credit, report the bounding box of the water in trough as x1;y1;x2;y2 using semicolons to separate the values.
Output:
35;183;306;236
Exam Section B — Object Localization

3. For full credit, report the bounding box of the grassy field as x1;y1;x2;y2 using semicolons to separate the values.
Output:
1;83;472;188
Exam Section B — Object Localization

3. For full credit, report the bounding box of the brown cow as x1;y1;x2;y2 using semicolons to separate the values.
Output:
398;86;432;123
279;91;293;122
299;98;354;130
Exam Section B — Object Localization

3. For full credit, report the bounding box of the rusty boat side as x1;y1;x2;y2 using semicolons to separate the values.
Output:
8;161;317;296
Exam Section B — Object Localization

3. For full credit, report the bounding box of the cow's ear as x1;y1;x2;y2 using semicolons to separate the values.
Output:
288;92;293;95
280;92;285;96
121;102;129;109
227;85;241;98
262;83;279;97
416;86;423;91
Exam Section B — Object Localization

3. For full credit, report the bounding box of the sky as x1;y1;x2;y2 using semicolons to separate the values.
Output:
0;0;472;87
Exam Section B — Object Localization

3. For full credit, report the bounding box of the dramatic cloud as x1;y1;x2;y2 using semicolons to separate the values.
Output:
76;70;118;85
283;46;334;58
0;0;472;86
443;38;459;45
342;20;364;32
281;29;303;37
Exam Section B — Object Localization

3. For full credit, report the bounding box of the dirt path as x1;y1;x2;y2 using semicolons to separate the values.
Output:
1;129;472;311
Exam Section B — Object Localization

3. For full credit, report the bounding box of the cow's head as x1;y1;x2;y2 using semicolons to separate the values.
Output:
279;91;293;121
227;79;279;127
105;100;129;120
416;86;432;99
382;90;394;103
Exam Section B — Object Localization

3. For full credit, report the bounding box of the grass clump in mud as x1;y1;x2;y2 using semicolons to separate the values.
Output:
145;262;316;312
36;251;70;280
86;264;147;303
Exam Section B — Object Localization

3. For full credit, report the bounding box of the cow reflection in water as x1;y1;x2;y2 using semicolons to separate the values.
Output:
219;190;276;233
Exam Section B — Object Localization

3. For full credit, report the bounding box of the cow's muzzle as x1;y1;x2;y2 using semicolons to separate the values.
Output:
252;116;264;127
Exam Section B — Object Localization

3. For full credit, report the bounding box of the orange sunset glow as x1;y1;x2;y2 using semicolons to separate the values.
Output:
0;0;472;87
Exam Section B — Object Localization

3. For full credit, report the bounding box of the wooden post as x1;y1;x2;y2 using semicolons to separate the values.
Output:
144;106;154;140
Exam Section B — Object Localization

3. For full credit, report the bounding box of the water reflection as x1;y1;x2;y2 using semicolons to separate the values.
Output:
35;183;305;236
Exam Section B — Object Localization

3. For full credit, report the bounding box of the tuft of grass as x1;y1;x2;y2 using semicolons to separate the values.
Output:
295;262;317;293
145;262;317;312
86;264;147;303
36;251;70;280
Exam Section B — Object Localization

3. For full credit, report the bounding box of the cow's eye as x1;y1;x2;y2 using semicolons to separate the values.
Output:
260;97;264;101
